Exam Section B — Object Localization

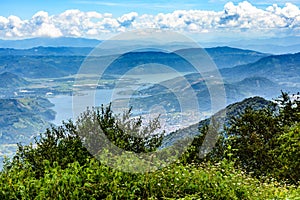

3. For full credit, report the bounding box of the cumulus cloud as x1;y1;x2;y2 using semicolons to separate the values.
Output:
0;1;300;39
117;12;138;27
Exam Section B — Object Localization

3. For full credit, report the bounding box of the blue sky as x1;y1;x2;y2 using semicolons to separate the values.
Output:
1;0;299;19
0;0;300;40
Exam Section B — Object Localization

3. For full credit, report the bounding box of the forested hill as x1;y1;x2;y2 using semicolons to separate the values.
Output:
0;72;29;88
221;52;300;82
161;96;271;148
0;97;55;145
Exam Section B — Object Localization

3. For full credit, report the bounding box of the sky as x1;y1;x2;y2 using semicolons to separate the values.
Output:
1;0;300;40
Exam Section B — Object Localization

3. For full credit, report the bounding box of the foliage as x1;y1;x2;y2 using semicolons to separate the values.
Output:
8;104;163;178
224;106;280;176
179;125;226;165
1;158;299;199
77;104;164;154
271;123;300;184
1;92;300;198
218;92;299;183
180;92;300;184
11;121;91;178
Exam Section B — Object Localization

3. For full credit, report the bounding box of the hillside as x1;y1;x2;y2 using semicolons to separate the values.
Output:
0;55;85;78
0;72;29;88
161;96;271;148
127;74;283;114
0;97;56;169
221;52;300;85
175;46;268;69
0;97;55;144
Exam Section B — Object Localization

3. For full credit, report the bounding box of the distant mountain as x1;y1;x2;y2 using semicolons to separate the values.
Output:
1;36;299;54
0;72;29;88
0;46;268;78
161;96;272;148
0;37;101;49
233;77;281;98
105;51;196;74
229;36;300;49
175;47;268;69
230;44;300;55
202;36;300;54
0;55;85;78
126;74;282;114
221;53;300;86
237;76;275;87
99;46;269;75
0;47;93;56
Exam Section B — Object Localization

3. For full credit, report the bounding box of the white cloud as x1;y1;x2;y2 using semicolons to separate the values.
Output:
117;12;138;27
0;1;300;39
33;23;63;37
0;16;9;30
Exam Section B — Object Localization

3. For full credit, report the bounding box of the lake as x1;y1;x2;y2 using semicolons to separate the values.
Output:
49;89;115;125
49;72;191;125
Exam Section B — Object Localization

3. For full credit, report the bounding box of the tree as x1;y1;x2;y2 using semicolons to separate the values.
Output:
179;124;226;164
223;92;300;180
11;121;91;178
76;104;164;154
8;104;164;177
275;91;300;126
271;123;300;184
224;106;280;176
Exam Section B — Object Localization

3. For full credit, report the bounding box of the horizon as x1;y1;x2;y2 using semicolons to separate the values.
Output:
1;35;300;54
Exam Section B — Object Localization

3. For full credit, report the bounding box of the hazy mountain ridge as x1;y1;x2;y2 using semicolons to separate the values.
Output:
0;47;93;56
175;47;268;69
129;74;283;113
0;46;269;78
230;44;300;55
221;52;300;87
0;37;101;49
203;36;300;54
0;55;85;78
0;72;29;88
0;36;299;54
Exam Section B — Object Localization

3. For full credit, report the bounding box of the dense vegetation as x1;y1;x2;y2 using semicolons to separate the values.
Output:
0;92;299;199
0;97;55;145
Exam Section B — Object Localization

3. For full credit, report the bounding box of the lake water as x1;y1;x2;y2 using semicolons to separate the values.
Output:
49;72;191;125
49;89;116;125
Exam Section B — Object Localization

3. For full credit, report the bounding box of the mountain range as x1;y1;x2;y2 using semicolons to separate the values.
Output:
126;74;283;114
0;46;269;78
203;36;300;54
221;52;300;88
0;47;93;56
176;47;268;69
0;37;101;49
1;36;300;54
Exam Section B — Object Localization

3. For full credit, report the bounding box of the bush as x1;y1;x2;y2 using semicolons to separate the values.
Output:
0;158;298;199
